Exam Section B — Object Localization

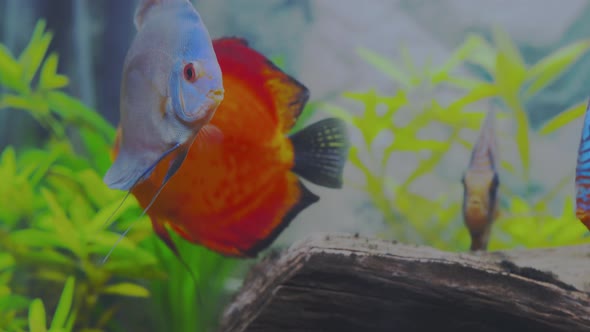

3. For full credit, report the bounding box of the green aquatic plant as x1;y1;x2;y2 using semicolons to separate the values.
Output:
490;196;589;250
0;145;165;329
0;19;168;331
457;28;590;191
0;20;114;171
0;18;270;332
325;29;590;251
27;276;76;332
0;251;30;332
146;237;240;332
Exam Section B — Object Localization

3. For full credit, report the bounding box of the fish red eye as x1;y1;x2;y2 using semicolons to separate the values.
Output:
183;63;198;83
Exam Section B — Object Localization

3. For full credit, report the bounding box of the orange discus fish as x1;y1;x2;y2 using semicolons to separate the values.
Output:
112;37;350;258
461;109;500;251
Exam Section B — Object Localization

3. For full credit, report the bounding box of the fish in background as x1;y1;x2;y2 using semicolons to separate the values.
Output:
112;37;350;258
103;0;224;195
461;109;500;251
575;99;590;231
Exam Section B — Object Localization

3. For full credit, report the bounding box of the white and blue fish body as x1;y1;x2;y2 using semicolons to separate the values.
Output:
104;0;224;191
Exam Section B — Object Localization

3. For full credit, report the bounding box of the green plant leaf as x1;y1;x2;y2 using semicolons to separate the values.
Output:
514;105;530;180
18;250;76;270
524;40;590;98
78;129;114;174
46;91;115;140
39;53;69;91
87;231;157;266
432;34;490;84
76;169;120;207
86;196;140;232
10;229;73;250
464;35;497;73
38;189;83;257
0;252;14;271
447;82;497;113
0;45;26;93
28;299;47;332
35;270;69;284
501;160;517;175
0;146;17;177
0;94;44;113
388;123;448;151
357;47;411;88
18;20;53;86
492;27;526;70
101;282;150;298
538;100;587;135
0;294;30;312
344;90;402;146
443;76;486;90
495;51;527;100
49;276;75;330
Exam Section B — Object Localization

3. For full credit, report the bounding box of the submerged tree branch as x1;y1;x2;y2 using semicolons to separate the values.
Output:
220;233;590;332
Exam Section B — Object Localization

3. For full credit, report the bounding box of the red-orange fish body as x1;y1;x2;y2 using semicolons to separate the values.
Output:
114;38;349;258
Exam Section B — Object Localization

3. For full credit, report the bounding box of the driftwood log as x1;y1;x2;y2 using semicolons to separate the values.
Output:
219;233;590;332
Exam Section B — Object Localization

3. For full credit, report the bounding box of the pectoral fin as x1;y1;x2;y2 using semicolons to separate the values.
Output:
104;142;181;191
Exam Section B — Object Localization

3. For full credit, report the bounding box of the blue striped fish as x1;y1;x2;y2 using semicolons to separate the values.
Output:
575;99;590;230
462;109;500;251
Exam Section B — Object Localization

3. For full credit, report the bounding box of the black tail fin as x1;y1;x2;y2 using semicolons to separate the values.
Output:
289;117;350;188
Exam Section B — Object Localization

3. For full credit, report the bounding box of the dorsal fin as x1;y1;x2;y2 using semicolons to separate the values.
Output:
469;108;498;171
135;0;186;30
212;37;309;133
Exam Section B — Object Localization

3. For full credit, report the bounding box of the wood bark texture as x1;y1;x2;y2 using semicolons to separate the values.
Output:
219;233;590;332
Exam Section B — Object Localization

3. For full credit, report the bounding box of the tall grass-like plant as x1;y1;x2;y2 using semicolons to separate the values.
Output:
325;29;590;251
0;20;167;331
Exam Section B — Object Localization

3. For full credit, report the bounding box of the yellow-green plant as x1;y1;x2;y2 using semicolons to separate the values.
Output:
0;20;165;331
491;196;589;249
0;19;249;332
325;29;590;251
0;251;29;332
27;276;76;332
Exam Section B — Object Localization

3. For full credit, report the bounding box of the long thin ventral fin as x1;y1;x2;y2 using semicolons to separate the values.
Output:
101;143;188;265
101;142;183;230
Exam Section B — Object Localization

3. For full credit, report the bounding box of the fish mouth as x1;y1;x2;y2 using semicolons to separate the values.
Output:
207;88;225;103
190;88;224;122
177;87;224;124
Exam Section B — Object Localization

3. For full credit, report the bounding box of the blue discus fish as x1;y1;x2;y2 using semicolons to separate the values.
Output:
103;0;224;192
